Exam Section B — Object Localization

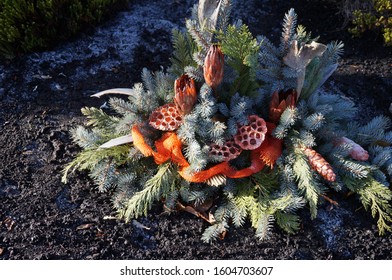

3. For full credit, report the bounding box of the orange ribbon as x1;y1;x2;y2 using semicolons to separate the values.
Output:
131;123;282;183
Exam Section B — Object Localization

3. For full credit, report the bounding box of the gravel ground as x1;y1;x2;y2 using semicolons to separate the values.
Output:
1;0;392;260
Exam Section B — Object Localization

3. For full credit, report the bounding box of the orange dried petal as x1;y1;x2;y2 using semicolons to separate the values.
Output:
131;125;154;157
258;136;282;167
179;162;231;183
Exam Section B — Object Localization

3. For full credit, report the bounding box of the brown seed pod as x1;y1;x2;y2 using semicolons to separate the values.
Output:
209;140;242;161
234;115;267;150
149;103;183;131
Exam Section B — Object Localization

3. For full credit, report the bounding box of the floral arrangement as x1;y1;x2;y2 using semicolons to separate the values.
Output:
63;0;392;242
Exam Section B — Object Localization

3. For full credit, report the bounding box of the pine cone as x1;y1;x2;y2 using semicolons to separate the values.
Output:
303;147;336;182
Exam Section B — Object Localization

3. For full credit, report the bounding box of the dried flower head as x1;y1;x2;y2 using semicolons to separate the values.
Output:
283;40;327;97
269;89;297;124
209;140;242;161
149;103;183;131
174;74;198;115
234;115;267;150
203;45;224;89
335;137;369;161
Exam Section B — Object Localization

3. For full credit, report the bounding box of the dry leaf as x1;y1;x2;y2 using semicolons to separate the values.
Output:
96;228;105;238
195;199;214;213
0;247;4;256
103;215;117;220
283;40;327;97
198;0;222;31
283;40;327;70
219;230;227;240
99;134;133;149
91;88;135;98
177;202;215;224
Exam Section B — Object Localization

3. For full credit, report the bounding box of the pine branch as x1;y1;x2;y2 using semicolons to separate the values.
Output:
218;24;261;96
344;176;392;235
121;163;176;220
62;145;130;183
273;108;299;139
255;213;275;240
169;29;198;76
216;0;232;33
109;97;137;116
70;126;101;149
186;19;210;51
293;149;326;219
81;107;119;131
280;8;297;53
295;25;319;44
89;160;117;192
227;197;247;227
275;211;301;234
201;221;228;243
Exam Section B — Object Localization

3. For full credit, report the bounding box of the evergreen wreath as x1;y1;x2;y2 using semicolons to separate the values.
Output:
63;0;392;242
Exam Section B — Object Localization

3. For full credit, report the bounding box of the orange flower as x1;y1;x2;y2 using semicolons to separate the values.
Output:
174;74;197;115
203;45;224;89
269;89;297;124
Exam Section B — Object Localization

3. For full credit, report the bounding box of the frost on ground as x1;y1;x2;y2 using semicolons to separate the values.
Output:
0;0;193;103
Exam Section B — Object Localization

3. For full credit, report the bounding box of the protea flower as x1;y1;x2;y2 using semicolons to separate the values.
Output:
269;89;297;124
335;137;369;161
203;45;224;89
174;74;197;115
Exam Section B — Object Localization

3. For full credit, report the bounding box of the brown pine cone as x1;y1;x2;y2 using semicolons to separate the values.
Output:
303;147;336;182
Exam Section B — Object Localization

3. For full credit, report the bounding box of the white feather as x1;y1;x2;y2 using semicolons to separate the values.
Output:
91;88;135;98
99;135;133;149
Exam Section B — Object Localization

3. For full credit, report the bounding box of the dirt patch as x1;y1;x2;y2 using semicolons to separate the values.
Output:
1;0;392;260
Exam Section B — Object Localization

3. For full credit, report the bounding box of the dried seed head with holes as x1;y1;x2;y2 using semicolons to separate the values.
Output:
209;140;242;161
234;115;267;150
149;103;183;131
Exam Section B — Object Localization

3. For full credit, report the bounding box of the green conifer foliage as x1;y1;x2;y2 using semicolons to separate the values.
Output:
349;0;392;46
0;0;129;58
63;0;392;242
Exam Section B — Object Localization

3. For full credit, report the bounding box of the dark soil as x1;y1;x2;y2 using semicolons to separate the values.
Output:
1;0;392;260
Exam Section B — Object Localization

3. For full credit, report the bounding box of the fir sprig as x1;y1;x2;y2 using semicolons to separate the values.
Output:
119;163;177;220
218;24;261;96
344;176;392;235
